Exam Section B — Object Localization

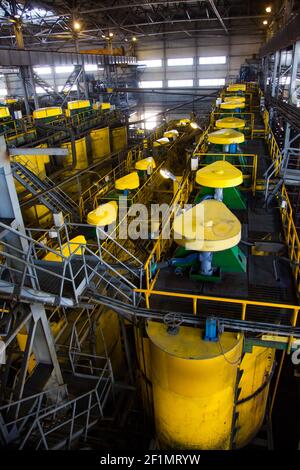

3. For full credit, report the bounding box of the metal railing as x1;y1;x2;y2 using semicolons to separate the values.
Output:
0;221;142;306
143;171;192;293
134;288;299;353
18;363;112;449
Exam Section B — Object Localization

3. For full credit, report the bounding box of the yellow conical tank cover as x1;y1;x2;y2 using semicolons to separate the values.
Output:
173;200;241;252
220;101;245;110
176;118;190;127
164;129;179;139
153;137;170;147
135;157;156;171
224;96;246;103
215;117;245;129
115;171;140;190
196;161;243;188
43;235;86;262
227;84;246;92
87;201;118;226
208;128;245;145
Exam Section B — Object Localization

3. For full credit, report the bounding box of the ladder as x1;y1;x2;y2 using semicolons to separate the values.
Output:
32;72;63;101
61;66;84;105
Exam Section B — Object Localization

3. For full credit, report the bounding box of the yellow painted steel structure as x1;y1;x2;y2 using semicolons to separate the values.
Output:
146;321;242;449
61;136;88;170
90;127;111;160
101;102;111;110
112;126;128;153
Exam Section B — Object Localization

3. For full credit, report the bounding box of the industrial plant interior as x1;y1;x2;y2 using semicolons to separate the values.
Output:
0;0;300;453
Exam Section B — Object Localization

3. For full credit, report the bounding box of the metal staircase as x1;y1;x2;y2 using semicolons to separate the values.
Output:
264;150;300;201
32;72;63;101
12;162;79;220
0;221;144;307
61;66;84;105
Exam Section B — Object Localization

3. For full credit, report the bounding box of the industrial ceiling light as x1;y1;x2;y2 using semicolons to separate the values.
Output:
109;32;114;38
160;168;177;182
263;20;268;25
132;36;137;42
265;6;272;13
73;21;81;31
101;35;106;39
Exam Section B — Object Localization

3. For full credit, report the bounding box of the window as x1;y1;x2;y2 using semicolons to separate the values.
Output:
0;88;7;96
167;58;193;66
199;78;225;87
199;56;226;65
138;59;162;68
34;67;52;75
84;64;98;72
36;87;45;94
57;85;77;92
55;66;74;74
168;79;193;87
142;111;157;130
139;81;163;88
279;76;291;85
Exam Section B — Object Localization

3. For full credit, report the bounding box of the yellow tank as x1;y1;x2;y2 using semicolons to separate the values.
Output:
90;127;111;160
101;102;111;110
23;204;52;228
0;106;10;119
33;107;63;120
233;346;275;448
112;126;128;153
95;308;124;376
61;137;88;170
147;321;242;449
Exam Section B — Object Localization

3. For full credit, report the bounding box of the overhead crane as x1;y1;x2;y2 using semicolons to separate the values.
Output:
0;83;299;451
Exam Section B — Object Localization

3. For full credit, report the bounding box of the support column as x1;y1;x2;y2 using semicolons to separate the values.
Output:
288;40;300;105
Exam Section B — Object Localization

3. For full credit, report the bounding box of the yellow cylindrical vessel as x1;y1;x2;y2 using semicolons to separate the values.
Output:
112;126;127;153
233;346;275;448
95;309;124;376
90;127;111;160
61;137;88;170
147;321;242;449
